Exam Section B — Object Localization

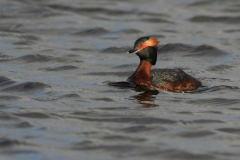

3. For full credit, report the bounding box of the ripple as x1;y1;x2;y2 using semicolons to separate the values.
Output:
91;98;115;102
147;34;166;39
188;0;218;6
11;122;33;128
0;95;22;101
14;112;50;119
18;34;41;41
0;32;40;43
0;113;18;120
1;2;58;18
16;54;54;62
2;82;51;92
35;93;81;102
77;117;177;124
206;64;234;73
112;64;137;69
101;46;129;54
59;93;81;99
95;106;129;111
116;29;142;34
207;85;240;92
0;76;15;87
217;128;240;134
159;43;229;58
69;48;95;52
71;143;136;152
188;45;229;57
41;65;78;71
158;43;194;53
0;52;10;58
0;149;40;158
150;149;215;160
138;12;169;17
192;119;225;124
48;5;133;16
83;71;131;77
13;41;36;45
224;4;240;13
0;53;11;62
73;27;109;36
186;98;240;106
142;18;173;24
175;130;215;138
14;54;82;63
120;125;167;133
224;29;240;33
101;135;146;142
189;15;240;24
0;138;21;147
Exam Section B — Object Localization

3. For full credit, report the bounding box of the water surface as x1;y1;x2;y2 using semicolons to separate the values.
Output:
0;0;240;160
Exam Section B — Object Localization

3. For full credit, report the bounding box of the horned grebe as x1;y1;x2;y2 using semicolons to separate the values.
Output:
127;37;202;92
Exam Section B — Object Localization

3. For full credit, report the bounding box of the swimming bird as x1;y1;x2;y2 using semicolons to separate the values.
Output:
127;37;202;92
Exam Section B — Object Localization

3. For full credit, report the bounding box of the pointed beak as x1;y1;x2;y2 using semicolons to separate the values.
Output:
127;48;139;54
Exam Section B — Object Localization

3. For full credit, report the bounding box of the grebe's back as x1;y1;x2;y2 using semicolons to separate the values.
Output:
150;69;202;91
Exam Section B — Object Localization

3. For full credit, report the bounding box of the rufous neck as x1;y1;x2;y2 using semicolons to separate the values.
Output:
127;60;152;85
135;60;152;75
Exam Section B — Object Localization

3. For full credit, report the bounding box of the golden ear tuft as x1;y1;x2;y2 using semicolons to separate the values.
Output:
144;37;159;48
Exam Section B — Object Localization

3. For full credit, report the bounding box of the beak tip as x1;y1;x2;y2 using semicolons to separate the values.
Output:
128;48;138;54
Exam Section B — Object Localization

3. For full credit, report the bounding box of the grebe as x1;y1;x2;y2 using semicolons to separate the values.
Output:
127;37;202;92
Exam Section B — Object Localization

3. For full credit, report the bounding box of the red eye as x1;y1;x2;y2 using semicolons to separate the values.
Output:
142;44;147;49
137;43;147;50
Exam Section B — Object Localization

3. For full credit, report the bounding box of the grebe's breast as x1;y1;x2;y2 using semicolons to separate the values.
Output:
150;69;202;91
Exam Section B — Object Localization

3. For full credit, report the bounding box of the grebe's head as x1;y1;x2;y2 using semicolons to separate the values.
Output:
128;37;159;65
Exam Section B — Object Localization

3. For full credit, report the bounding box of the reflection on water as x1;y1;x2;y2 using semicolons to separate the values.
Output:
131;89;159;108
109;81;159;107
108;82;212;108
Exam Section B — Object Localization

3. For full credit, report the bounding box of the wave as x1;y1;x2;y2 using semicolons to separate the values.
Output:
189;15;240;24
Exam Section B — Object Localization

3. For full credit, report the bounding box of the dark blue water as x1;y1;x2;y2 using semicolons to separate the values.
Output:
0;0;240;160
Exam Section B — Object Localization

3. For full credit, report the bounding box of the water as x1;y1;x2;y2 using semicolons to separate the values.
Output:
0;0;240;159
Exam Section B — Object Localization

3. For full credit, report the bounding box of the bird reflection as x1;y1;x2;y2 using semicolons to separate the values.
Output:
108;81;208;107
132;86;159;107
108;81;159;108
